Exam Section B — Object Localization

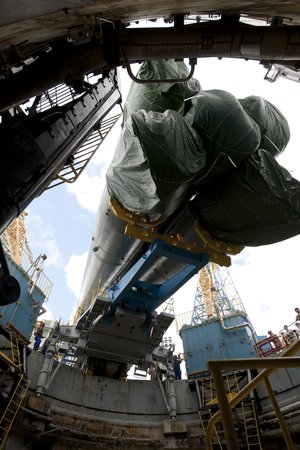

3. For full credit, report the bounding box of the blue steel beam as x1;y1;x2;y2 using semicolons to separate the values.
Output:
107;239;209;316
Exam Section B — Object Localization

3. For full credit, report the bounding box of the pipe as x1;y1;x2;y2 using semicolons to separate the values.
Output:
215;301;258;344
261;421;300;440
122;25;300;62
194;380;203;410
2;24;300;112
35;343;57;395
20;405;52;423
44;358;63;391
260;400;300;420
164;361;177;419
22;346;27;376
157;373;171;415
262;410;300;427
34;423;160;444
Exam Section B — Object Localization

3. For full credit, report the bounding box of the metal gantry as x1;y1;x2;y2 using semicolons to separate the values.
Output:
191;263;246;325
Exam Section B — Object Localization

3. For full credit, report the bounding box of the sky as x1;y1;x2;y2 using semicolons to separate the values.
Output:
25;54;300;353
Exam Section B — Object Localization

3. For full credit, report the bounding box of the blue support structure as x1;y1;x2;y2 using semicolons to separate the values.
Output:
0;258;47;340
179;263;257;378
107;239;209;318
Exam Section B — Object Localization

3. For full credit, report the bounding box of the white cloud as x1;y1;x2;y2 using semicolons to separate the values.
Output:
26;213;63;267
64;252;89;324
230;236;300;336
67;114;123;213
67;170;105;213
64;251;88;299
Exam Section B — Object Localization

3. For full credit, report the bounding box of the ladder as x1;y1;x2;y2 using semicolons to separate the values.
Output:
199;408;223;448
224;370;240;396
200;377;217;406
241;400;263;449
10;332;21;368
200;371;240;407
0;374;30;449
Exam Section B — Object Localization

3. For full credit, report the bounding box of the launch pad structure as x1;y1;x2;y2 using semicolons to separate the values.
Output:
0;2;300;449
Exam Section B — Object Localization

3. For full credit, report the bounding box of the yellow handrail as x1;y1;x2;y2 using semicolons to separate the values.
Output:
206;340;300;450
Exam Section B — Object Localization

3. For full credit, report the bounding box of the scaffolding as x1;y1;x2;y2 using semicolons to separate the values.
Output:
191;263;246;325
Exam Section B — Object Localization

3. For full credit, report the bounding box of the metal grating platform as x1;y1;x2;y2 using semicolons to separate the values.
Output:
46;111;121;189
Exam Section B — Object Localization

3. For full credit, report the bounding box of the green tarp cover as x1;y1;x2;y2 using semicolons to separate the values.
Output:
184;90;261;181
107;59;295;245
106;110;205;221
239;95;290;157
191;149;300;246
123;59;201;122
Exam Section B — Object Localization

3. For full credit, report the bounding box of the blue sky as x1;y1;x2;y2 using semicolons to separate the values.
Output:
25;56;300;340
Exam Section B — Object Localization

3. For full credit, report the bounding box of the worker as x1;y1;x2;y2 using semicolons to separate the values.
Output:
267;331;283;351
174;353;183;380
33;322;45;351
294;322;300;336
33;332;42;351
279;332;287;347
282;324;297;345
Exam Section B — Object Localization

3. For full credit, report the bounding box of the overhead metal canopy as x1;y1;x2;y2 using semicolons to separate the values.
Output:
0;2;299;111
1;0;300;40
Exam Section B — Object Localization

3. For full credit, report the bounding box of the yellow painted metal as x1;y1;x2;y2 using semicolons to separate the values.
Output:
199;409;223;449
7;323;30;346
264;377;295;450
0;326;31;449
241;400;263;450
125;223;231;266
0;326;27;369
109;196;166;227
209;363;240;449
206;340;300;450
109;196;245;267
0;374;30;450
194;222;244;256
198;266;214;317
10;333;21;368
3;212;28;265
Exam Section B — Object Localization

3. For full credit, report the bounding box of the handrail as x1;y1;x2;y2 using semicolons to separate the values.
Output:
1;236;53;301
122;51;197;84
206;339;300;450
